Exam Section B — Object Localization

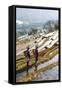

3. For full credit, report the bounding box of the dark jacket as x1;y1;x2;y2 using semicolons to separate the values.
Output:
24;49;30;61
33;47;38;61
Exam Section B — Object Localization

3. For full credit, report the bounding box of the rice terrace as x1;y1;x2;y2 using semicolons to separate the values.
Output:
16;7;59;82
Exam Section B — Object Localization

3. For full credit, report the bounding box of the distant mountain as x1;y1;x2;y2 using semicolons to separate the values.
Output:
16;20;58;38
16;20;43;30
43;20;58;33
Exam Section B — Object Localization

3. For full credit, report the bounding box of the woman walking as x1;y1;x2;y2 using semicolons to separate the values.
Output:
34;41;38;71
24;46;30;75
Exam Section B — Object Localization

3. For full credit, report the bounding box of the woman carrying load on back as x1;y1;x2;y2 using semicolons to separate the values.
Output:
24;46;30;75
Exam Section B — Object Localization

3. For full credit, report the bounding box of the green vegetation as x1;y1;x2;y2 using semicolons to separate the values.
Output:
16;44;58;72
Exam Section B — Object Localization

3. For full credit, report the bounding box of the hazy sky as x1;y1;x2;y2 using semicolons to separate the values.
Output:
16;8;58;23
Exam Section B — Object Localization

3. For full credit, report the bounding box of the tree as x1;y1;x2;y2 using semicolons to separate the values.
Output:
28;28;37;35
54;23;59;30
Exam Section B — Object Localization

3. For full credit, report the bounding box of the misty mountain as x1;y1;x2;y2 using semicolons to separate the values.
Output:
16;20;58;38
